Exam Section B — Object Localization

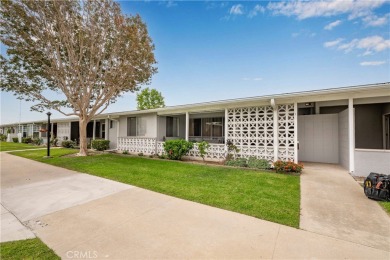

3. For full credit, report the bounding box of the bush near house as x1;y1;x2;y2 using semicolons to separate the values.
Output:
247;157;271;170
61;140;76;148
0;134;6;141
163;139;193;160
225;157;271;169
91;139;110;151
12;137;19;143
22;137;33;143
274;160;304;174
225;158;248;167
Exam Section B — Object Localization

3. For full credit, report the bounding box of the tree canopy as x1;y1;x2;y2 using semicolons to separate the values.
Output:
0;0;157;155
136;87;165;110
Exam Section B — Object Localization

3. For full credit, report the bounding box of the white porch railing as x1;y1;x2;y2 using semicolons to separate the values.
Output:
117;137;157;155
118;138;227;161
186;143;226;161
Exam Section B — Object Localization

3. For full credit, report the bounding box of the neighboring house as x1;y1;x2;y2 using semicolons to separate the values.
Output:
1;82;389;176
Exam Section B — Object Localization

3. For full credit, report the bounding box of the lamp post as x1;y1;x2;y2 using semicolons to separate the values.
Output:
46;112;52;157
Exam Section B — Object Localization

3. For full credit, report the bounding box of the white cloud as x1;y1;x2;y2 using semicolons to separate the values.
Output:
360;61;386;66
253;77;263;81
325;36;390;55
324;20;342;30
230;4;244;15
248;4;265;18
267;0;386;20
362;13;390;27
324;38;344;48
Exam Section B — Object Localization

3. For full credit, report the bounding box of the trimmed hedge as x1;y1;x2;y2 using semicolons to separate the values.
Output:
92;139;110;151
22;137;33;144
61;140;75;148
12;137;19;143
163;139;193;160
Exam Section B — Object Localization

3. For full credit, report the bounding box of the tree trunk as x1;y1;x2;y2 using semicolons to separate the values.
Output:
78;118;88;156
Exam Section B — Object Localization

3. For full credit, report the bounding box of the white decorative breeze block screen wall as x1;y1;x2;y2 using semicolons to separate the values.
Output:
117;137;157;154
187;143;226;160
227;106;275;161
277;104;295;161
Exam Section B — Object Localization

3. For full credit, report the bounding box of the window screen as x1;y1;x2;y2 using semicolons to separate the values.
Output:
127;117;137;136
166;117;179;137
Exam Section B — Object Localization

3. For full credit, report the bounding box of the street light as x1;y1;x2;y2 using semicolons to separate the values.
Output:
46;112;52;157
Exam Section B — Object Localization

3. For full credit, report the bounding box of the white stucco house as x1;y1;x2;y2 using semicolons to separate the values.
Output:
1;82;389;177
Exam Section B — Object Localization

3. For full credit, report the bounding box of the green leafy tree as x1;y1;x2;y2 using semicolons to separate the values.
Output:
0;0;157;156
136;87;165;110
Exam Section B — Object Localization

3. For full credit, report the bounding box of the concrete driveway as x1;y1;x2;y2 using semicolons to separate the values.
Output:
300;162;390;251
1;153;389;259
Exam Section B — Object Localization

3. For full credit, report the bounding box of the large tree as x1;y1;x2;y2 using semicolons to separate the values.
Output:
136;87;165;110
0;0;157;156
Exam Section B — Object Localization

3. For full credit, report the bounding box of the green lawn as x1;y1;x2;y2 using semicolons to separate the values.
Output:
0;141;43;152
379;201;390;215
11;149;301;228
0;238;60;260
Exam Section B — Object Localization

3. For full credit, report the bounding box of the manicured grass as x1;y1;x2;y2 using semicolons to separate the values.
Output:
0;238;60;260
379;201;390;215
11;149;301;228
0;141;43;152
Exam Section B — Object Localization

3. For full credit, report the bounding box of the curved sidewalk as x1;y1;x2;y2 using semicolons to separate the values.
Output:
1;153;389;259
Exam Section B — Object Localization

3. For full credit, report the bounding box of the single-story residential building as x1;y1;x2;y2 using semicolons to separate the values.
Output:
1;82;389;177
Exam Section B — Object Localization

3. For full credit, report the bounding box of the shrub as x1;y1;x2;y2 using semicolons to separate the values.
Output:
0;134;6;141
225;158;248;167
91;139;110;151
274;160;304;174
122;150;129;155
138;152;144;157
247;157;270;170
226;140;239;161
197;141;210;162
12;137;19;143
32;138;43;146
50;138;58;147
61;140;76;148
22;137;32;143
163;139;193;160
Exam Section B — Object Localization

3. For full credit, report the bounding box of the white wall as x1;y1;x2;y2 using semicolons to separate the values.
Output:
108;120;117;149
354;150;390;177
57;122;70;141
338;109;349;170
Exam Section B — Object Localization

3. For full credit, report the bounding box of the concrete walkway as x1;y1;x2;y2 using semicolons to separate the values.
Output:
1;153;389;259
301;163;390;251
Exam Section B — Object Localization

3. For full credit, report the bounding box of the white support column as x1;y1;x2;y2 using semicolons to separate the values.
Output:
68;122;71;140
92;120;96;140
185;112;189;141
224;108;228;144
348;98;355;173
273;104;278;162
294;102;298;163
116;119;120;140
105;119;109;140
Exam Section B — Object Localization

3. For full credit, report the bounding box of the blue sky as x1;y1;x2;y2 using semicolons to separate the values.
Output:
1;0;389;124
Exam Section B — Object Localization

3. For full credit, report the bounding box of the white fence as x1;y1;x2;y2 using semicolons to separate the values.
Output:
117;137;157;155
118;137;227;162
